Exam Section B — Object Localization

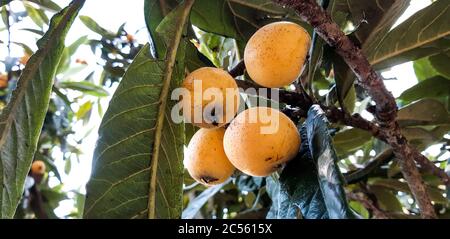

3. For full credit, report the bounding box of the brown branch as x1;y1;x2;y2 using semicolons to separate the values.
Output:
345;149;394;184
272;0;437;218
233;76;450;189
347;191;389;219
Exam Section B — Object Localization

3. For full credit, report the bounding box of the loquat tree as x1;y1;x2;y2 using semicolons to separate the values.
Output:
0;0;449;219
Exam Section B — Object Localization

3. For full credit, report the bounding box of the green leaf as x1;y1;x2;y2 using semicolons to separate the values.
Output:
0;0;84;219
429;53;450;79
144;0;179;56
75;101;92;120
79;15;115;38
413;57;441;81
58;81;109;97
306;105;356;218
27;0;62;12
397;99;450;127
266;138;329;219
369;178;448;205
190;0;308;43
349;201;369;219
369;185;403;212
398;76;450;104
24;2;46;28
56;35;88;74
333;128;372;156
182;179;231;219
67;35;88;56
185;39;215;72
0;0;12;7
329;0;410;102
20;28;45;36
267;105;356;219
84;0;194;219
367;0;450;70
402;125;450;150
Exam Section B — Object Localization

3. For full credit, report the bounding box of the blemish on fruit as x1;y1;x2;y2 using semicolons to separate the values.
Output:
201;176;219;184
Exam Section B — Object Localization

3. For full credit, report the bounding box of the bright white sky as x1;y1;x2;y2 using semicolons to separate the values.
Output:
1;0;439;218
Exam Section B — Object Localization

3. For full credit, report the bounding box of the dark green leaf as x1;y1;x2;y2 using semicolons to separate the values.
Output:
190;0;309;43
333;128;372;156
397;99;450;127
144;0;179;56
402;125;450;150
84;0;194;219
367;0;450;70
429;53;450;79
0;0;84;218
182;179;231;219
369;178;448;205
399;76;450;104
267;105;356;219
369;185;403;212
0;0;12;7
306;105;356;218
266;137;329;219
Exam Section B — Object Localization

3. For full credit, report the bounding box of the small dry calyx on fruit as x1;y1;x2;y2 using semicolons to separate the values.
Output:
223;107;300;177
185;128;235;186
244;21;311;88
31;160;46;175
182;67;239;128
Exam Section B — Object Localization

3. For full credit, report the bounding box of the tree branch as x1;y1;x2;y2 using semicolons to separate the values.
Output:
347;191;389;219
345;149;394;184
272;0;437;218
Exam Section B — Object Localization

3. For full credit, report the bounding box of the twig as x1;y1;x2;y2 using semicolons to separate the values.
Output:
272;0;437;218
231;75;450;189
347;191;389;219
345;149;394;184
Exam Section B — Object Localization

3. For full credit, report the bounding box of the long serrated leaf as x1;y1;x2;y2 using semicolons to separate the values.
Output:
306;105;356;219
266;125;329;219
267;105;356;219
367;0;450;70
84;0;194;219
0;0;84;219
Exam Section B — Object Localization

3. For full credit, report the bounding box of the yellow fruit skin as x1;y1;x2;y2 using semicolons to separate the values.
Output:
223;107;300;177
244;21;311;88
185;128;235;186
31;160;46;175
182;67;239;128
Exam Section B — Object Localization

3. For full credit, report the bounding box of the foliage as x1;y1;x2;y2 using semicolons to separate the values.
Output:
0;0;449;219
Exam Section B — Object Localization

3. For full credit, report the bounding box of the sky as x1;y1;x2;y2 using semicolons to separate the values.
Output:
1;0;439;218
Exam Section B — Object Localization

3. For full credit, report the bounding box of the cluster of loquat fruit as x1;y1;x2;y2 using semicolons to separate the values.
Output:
183;21;311;186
